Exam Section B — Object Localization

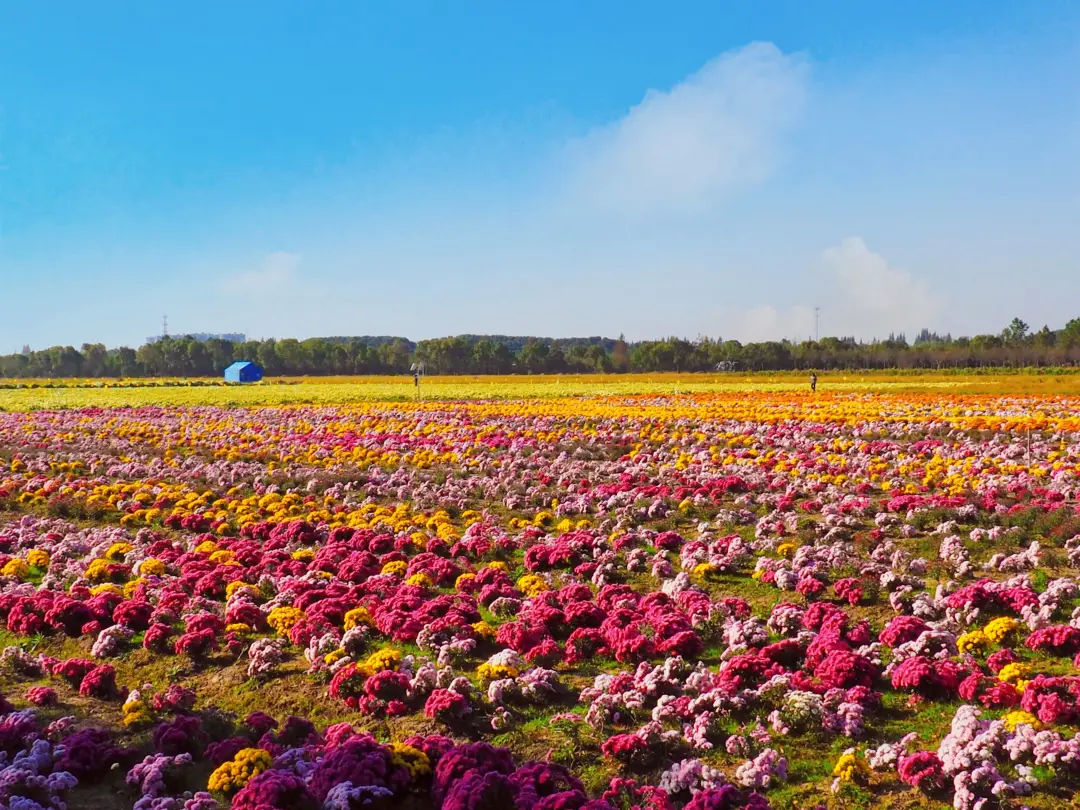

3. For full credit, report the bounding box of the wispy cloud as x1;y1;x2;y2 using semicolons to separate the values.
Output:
821;237;941;338
565;42;809;216
730;304;816;343
729;238;943;342
167;44;818;343
219;251;302;295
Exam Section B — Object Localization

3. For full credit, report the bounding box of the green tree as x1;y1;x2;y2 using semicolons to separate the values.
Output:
257;341;283;375
518;340;550;373
472;339;498;374
1001;318;1030;345
115;347;141;376
186;340;213;375
204;338;235;374
378;339;412;373
1033;325;1056;348
611;334;630;372
276;338;304;374
1061;318;1080;348
80;343;108;376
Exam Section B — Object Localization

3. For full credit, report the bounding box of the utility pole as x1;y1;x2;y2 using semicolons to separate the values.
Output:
162;315;169;339
814;306;820;342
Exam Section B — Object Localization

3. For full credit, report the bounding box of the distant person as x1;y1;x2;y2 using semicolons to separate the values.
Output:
810;373;818;393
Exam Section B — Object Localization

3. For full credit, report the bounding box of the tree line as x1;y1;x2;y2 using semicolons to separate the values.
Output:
3;317;1080;378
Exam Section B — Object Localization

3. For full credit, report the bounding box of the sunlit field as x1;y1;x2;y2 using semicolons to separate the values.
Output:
2;374;1080;809
4;369;1080;410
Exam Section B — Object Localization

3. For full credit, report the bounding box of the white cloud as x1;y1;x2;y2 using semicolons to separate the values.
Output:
567;42;809;215
820;237;941;338
729;238;943;342
730;304;816;343
219;251;301;294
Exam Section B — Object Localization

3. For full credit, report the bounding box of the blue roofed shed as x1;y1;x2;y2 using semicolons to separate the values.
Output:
224;361;263;382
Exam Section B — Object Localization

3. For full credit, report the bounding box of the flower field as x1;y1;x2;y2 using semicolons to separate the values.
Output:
1;386;1080;809
4;369;1080;411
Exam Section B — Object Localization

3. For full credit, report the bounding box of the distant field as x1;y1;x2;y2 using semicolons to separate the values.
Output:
3;369;1080;410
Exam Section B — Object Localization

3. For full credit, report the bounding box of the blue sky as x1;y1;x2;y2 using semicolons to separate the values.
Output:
1;1;1078;350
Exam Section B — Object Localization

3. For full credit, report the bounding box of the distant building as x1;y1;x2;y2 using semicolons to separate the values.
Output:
224;361;263;382
146;333;246;344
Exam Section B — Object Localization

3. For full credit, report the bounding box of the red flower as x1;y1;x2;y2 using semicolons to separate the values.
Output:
898;751;945;791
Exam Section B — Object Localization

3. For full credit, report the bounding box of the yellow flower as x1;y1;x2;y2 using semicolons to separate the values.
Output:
472;621;496;641
209;550;235;565
477;661;519;682
777;542;798;559
516;574;549;597
997;663;1031;684
832;750;868;783
1;558;30;579
84;558;113;583
267;606;305;636
291;548;315;561
405;572;433;588
138;558;166;576
1003;710;1041;731
381;560;407;577
194;540;219;555
105;542;133;560
389;743;431;779
455;573;476;590
324;648;347;666
208;748;272;793
225;580;258;601
984;617;1019;644
692;562;718;582
122;698;154;729
487;561;509;572
532;510;554;527
956;630;989;655
123;578;146;598
364;647;402;672
26;549;50;568
343;606;373;630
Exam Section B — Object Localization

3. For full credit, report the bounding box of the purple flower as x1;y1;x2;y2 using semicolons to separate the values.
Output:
231;769;317;810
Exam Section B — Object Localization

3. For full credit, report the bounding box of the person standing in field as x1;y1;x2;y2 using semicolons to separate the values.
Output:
810;373;818;393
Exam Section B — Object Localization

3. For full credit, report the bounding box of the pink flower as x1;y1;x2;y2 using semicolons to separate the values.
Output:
814;650;877;689
898;751;945;791
26;686;58;706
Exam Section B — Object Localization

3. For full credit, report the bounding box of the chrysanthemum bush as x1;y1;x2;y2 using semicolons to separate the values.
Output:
2;392;1080;807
